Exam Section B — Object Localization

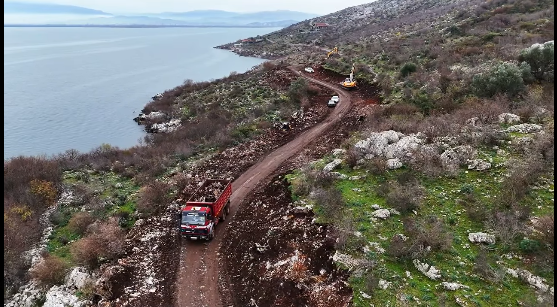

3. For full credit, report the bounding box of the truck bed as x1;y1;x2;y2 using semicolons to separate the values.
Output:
188;179;230;203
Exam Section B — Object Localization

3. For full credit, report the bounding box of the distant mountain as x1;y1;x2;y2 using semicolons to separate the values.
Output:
140;10;319;25
62;15;191;26
4;7;319;27
4;1;110;15
153;10;241;20
227;10;319;22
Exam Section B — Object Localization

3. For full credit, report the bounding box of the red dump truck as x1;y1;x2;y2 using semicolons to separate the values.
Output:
180;179;232;240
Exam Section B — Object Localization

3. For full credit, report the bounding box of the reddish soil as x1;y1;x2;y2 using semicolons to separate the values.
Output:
174;66;380;307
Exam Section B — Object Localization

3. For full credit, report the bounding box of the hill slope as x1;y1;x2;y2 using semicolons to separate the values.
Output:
4;1;110;15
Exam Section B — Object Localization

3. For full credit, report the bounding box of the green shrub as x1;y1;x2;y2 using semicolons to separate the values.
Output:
519;62;535;84
472;62;525;97
518;41;554;81
400;62;417;77
459;183;475;194
447;25;463;36
287;77;309;103
519;239;542;253
410;90;435;114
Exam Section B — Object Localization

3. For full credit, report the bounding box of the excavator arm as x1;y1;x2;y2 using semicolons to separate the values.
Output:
341;63;357;89
326;46;338;58
349;63;355;82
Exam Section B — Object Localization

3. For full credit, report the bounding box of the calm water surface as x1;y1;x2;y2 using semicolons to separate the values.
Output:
4;27;276;159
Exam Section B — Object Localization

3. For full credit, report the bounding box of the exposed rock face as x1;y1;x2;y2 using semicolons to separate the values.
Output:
43;285;87;307
147;118;182;133
354;130;423;161
504;124;542;134
516;269;552;293
96;265;126;300
386;158;403;169
332;148;346;157
133;111;167;123
7;283;89;307
6;190;80;307
371;209;391;219
413;259;441;280
332;251;368;271
378;279;391;289
441;282;470;291
467;159;491;171
506;267;554;295
498;113;521;124
330;171;348;179
468;232;496;244
4;283;44;307
440;145;476;170
323;159;343;172
66;267;94;290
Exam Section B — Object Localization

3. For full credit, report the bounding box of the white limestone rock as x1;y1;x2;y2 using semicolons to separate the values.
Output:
371;209;391;219
323;159;343;173
441;282;470;291
413;259;441;280
505;124;542;134
332;148;346;157
379;279;392;290
66;267;93;290
43;285;86;307
515;269;552;293
498;113;521;124
386;158;403;169
468;232;496;244
5;283;44;307
441;145;476;170
467;159;491;171
329;172;348;179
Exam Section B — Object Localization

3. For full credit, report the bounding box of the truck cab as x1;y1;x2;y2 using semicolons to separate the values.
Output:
179;179;232;241
180;206;215;240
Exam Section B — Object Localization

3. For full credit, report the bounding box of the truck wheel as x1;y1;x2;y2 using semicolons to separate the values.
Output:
221;210;226;222
208;230;214;241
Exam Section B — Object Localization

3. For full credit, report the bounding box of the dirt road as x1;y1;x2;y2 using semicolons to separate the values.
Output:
176;67;352;307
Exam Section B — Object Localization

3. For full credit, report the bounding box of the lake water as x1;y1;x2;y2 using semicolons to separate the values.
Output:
4;27;276;159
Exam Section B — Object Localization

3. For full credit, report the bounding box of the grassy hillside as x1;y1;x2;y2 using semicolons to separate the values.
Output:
275;0;555;305
286;104;553;305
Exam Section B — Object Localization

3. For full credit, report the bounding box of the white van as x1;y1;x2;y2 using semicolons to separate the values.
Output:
327;95;340;107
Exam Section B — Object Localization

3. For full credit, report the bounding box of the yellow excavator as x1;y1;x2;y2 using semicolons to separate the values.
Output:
341;63;357;89
326;46;338;58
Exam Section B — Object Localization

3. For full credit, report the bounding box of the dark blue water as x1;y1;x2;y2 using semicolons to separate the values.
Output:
4;27;276;159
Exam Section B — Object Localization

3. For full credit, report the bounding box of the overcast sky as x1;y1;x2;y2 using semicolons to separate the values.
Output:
12;0;375;15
